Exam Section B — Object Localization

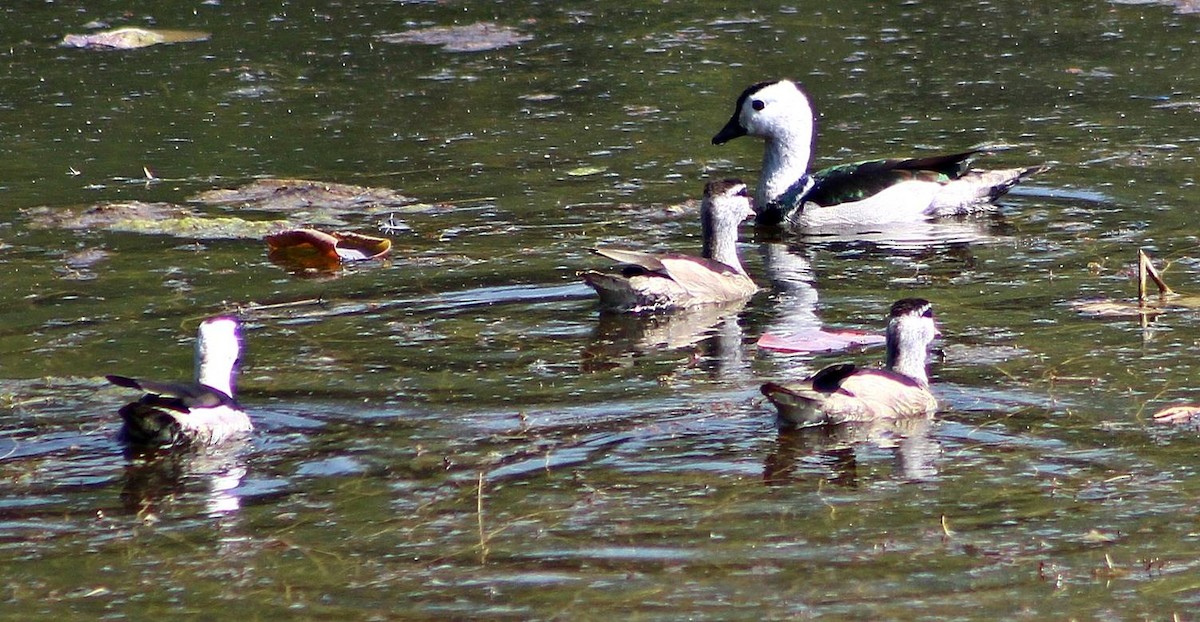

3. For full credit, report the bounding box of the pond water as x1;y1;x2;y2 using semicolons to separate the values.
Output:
3;0;1200;618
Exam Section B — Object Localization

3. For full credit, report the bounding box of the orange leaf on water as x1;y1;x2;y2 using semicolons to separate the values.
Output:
265;228;391;270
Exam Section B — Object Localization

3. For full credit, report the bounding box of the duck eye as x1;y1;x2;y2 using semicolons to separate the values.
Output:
922;308;933;318
751;99;765;111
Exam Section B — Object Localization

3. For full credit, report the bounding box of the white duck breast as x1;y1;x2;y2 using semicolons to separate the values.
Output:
712;80;1049;231
581;179;758;313
106;316;251;446
761;298;940;426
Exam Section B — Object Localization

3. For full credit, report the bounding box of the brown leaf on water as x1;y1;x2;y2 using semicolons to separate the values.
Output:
60;27;210;50
265;228;391;271
193;178;419;212
192;179;428;228
376;23;533;52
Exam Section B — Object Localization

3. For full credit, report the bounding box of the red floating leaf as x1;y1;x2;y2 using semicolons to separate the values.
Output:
757;328;886;354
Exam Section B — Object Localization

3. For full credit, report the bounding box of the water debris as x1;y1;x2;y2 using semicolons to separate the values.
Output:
376;22;533;52
64;248;110;269
1137;248;1173;302
1151;405;1200;423
265;228;392;271
60;27;210;50
378;213;412;234
1108;0;1200;15
58;248;111;281
1070;249;1187;318
24;201;292;239
565;166;607;177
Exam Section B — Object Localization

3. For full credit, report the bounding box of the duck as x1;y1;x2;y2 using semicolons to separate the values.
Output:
106;316;251;446
712;79;1049;230
581;178;758;313
761;298;940;426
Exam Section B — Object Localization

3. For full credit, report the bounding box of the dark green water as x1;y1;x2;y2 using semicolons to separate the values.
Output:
4;0;1200;618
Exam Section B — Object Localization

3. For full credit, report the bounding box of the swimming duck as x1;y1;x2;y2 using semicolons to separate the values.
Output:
761;298;939;426
712;80;1049;230
106;316;251;446
581;178;758;313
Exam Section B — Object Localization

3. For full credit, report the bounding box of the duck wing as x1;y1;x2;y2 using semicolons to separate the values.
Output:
805;151;978;207
809;363;860;392
106;374;235;410
592;248;745;289
590;248;668;274
829;369;937;418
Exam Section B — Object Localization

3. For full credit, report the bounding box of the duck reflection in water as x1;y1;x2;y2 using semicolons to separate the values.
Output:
582;297;751;382
120;443;250;519
763;417;940;486
757;237;822;340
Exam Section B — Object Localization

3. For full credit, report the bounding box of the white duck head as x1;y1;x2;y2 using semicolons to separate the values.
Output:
712;80;817;208
884;298;940;387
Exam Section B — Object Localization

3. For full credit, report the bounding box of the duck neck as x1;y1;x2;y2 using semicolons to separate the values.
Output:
196;339;237;398
702;207;746;275
758;133;813;207
885;326;929;387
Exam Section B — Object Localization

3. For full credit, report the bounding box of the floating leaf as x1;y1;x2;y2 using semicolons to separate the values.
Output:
24;201;292;239
194;179;417;211
191;178;427;226
60;27;210;50
757;329;886;354
376;22;532;52
265;228;391;271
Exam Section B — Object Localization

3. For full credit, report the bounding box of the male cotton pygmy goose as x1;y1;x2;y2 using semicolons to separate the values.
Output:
581;179;758;313
761;298;940;426
107;316;251;446
712;79;1048;230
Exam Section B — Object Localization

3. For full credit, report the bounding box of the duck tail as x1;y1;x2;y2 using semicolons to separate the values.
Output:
761;382;824;425
579;270;639;311
982;163;1052;200
932;163;1050;214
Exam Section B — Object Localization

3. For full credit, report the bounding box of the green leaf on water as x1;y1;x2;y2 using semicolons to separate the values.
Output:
23;201;292;239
